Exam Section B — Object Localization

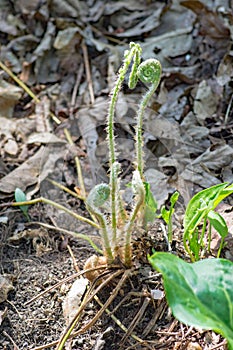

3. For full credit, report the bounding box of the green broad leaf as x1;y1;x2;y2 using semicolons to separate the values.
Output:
149;252;233;350
14;188;29;218
189;228;201;260
207;210;228;239
143;182;158;224
170;191;179;206
161;205;169;224
213;183;233;208
183;183;229;236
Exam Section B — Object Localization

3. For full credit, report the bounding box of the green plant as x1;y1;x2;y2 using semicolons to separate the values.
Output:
149;252;233;350
160;191;179;243
14;187;30;221
183;182;233;261
13;42;162;268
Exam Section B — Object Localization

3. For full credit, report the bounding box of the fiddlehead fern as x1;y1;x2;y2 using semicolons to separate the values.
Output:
86;184;114;262
135;59;162;178
137;59;162;86
107;43;142;255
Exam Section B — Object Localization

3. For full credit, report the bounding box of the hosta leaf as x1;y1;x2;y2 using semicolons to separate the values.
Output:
149;252;233;350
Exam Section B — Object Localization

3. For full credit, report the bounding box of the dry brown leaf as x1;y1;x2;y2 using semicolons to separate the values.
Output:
0;144;65;198
194;80;219;124
186;342;202;350
216;52;233;86
0;79;22;118
181;0;230;39
9;228;51;256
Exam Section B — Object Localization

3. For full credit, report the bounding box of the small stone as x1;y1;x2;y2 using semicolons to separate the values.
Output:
0;275;14;303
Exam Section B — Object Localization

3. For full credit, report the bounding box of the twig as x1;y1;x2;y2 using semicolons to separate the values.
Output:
71;63;84;109
63;128;86;199
3;331;20;350
120;296;151;345
224;93;233;124
81;40;95;104
209;340;227;349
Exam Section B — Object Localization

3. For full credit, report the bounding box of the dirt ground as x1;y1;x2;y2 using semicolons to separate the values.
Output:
0;1;233;349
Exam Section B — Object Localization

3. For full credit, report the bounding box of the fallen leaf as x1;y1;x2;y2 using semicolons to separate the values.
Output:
216;52;233;86
181;0;230;39
194;80;219;124
186;342;202;350
0;79;22;118
0;145;65;198
27;132;66;145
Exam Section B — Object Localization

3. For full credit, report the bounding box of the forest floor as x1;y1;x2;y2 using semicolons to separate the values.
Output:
0;1;233;349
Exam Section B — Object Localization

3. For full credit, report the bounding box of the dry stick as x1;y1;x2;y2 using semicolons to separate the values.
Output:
209;340;227;349
81;40;95;105
224;93;233;124
63;128;86;199
70;62;84;111
78;269;133;333
28;269;124;350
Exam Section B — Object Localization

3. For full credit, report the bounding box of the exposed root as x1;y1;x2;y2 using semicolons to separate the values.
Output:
56;268;126;349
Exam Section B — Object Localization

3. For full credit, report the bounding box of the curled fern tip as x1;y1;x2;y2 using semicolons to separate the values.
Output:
137;59;162;85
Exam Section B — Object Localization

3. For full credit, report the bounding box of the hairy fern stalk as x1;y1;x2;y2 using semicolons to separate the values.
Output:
86;42;162;267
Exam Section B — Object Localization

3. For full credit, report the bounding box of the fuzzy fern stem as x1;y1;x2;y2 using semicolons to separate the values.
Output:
136;59;162;178
107;43;142;253
124;170;145;267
